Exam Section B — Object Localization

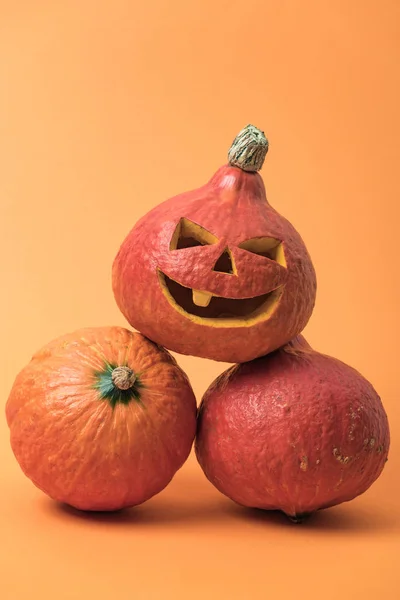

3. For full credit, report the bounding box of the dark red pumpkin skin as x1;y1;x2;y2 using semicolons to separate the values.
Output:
112;164;317;363
195;336;390;520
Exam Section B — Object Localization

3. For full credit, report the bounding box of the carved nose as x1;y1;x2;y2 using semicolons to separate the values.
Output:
213;248;235;274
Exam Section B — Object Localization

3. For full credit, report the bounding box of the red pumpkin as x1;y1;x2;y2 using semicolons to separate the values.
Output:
6;326;197;511
195;336;390;522
112;125;316;363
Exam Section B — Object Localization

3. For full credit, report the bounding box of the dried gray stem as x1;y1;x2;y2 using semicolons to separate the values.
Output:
112;366;136;390
228;124;269;172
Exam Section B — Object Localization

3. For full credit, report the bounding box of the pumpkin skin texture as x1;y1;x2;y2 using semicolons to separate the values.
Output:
195;336;390;522
112;125;317;363
6;326;197;511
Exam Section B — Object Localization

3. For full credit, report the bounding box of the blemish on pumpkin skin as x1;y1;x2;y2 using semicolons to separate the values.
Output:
347;406;360;441
333;448;351;464
335;472;345;490
363;437;376;448
300;456;308;471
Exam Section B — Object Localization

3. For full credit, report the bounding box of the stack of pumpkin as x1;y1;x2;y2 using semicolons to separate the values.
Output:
6;126;390;522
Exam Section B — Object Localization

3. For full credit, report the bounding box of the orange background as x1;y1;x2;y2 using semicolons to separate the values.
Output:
1;1;399;598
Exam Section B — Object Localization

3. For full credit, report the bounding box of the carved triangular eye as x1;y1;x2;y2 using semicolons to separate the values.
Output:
170;218;219;251
238;237;286;267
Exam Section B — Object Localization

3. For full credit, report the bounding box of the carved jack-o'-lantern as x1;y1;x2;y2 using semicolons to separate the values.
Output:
112;125;317;363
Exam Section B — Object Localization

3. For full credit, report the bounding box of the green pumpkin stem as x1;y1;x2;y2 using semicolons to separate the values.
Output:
228;124;269;172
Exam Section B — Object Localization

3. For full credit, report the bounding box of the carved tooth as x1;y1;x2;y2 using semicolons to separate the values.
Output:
192;289;213;307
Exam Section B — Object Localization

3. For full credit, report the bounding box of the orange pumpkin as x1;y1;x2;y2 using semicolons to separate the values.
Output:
112;125;316;363
6;326;197;511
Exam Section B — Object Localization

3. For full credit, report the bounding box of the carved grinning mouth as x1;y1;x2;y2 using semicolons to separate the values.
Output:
158;271;283;324
158;218;286;326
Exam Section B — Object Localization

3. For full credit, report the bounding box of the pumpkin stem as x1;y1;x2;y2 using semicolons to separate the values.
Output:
228;124;269;172
111;366;137;390
288;513;311;524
